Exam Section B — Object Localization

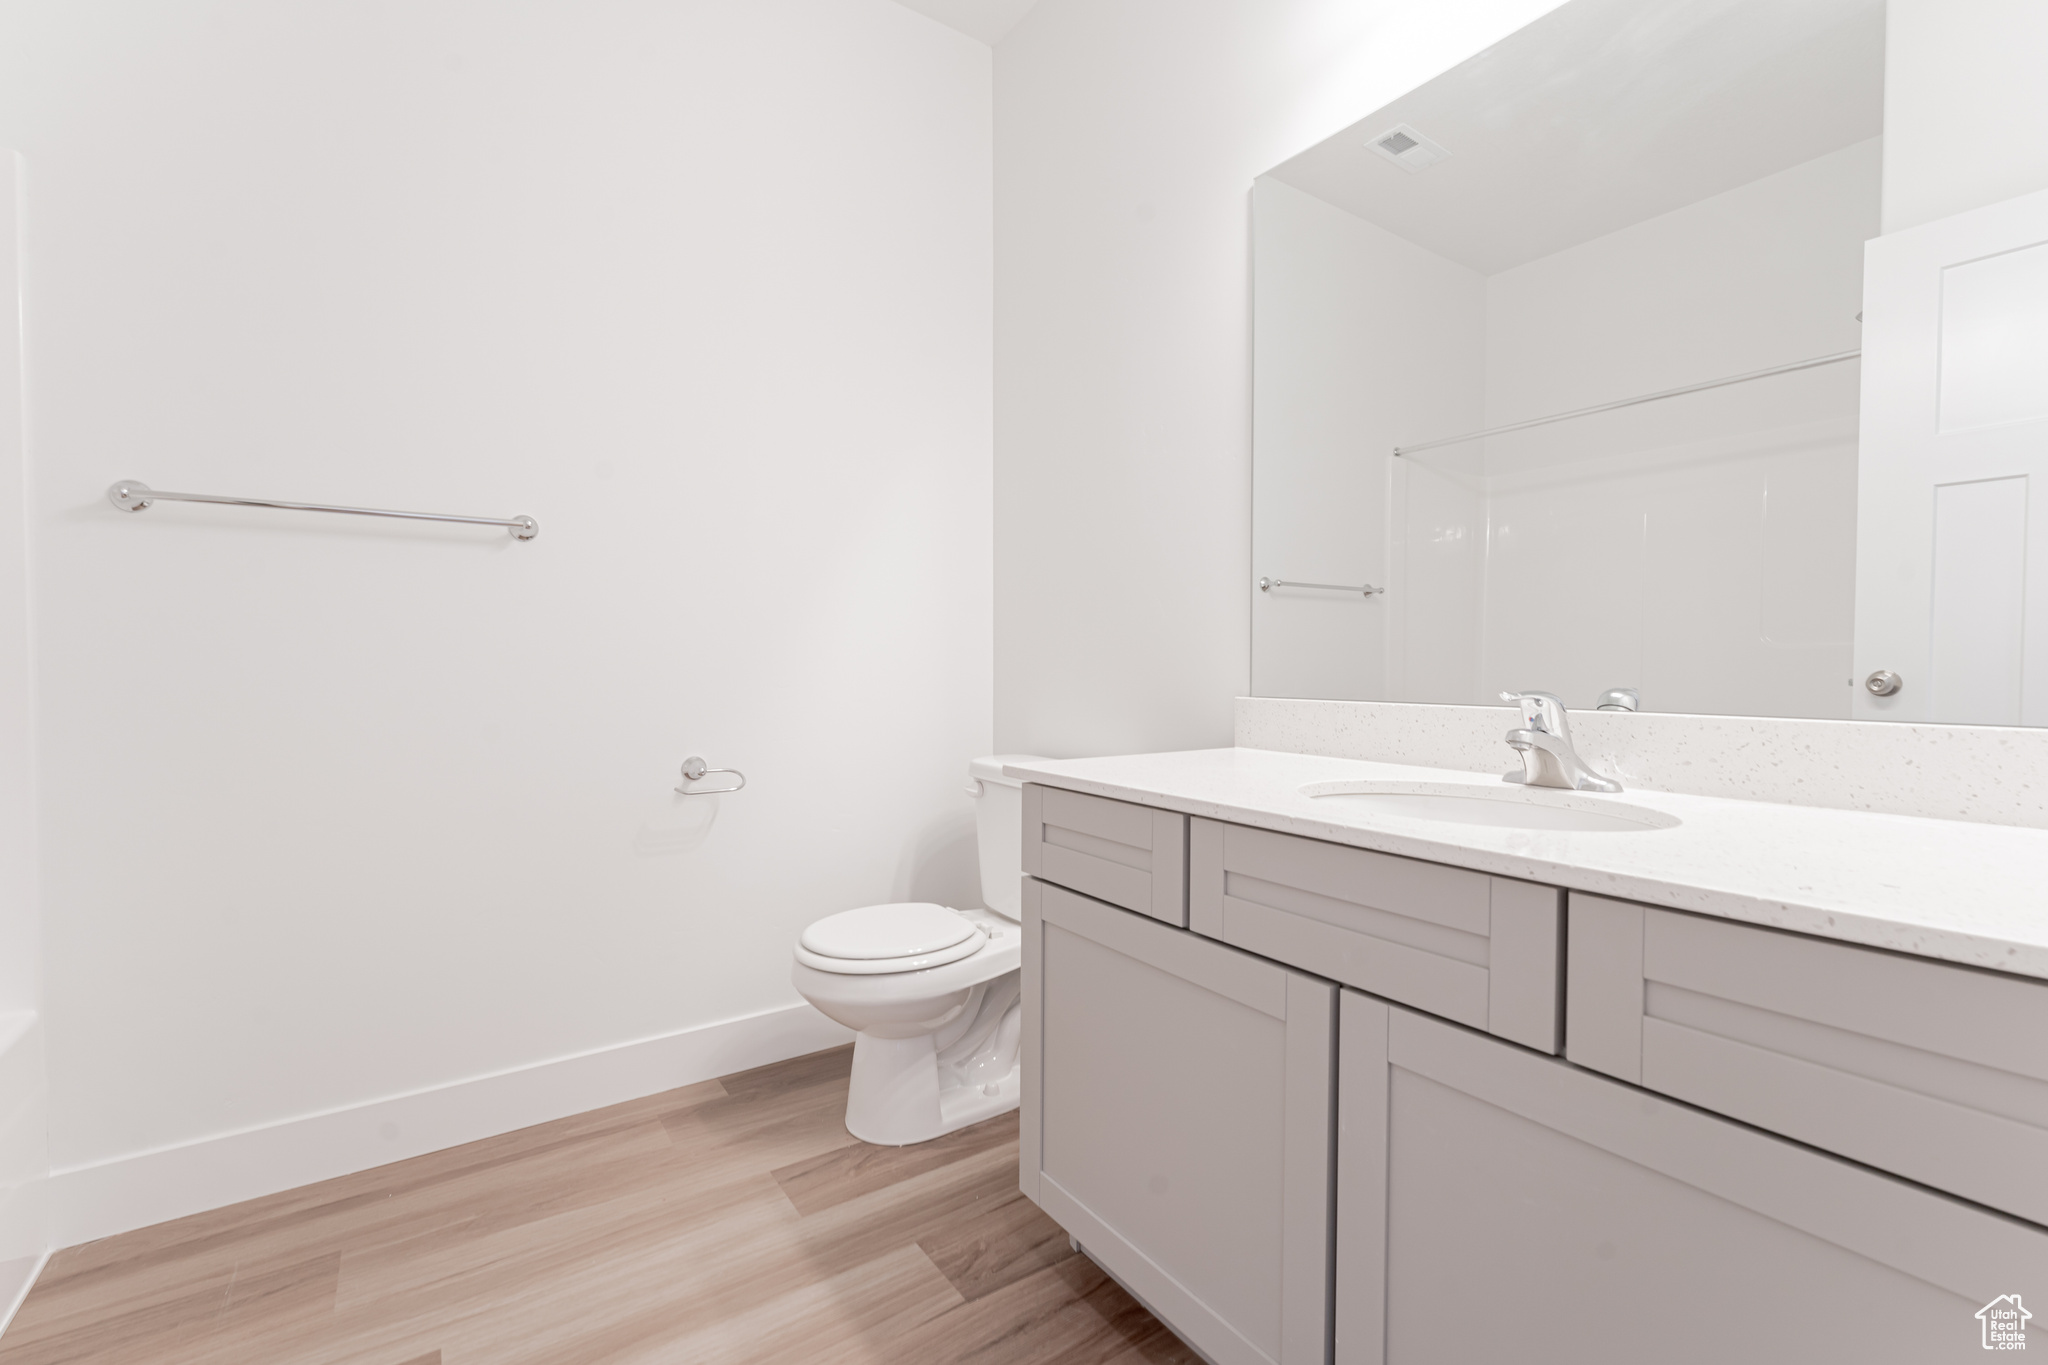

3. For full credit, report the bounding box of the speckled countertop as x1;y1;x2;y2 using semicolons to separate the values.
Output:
1006;747;2048;981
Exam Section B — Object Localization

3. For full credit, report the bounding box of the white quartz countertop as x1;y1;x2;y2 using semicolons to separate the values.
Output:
1004;747;2048;981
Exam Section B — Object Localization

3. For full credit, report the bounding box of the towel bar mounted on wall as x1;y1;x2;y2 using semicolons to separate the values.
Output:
106;480;540;540
676;756;746;795
1259;576;1382;597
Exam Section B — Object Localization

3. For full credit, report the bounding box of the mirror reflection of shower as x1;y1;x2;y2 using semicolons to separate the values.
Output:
1250;0;1881;722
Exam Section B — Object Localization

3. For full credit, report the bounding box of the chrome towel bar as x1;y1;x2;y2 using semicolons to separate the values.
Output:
106;480;539;540
1260;576;1382;597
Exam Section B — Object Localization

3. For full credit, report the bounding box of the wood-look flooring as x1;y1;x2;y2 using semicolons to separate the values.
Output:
0;1047;1200;1365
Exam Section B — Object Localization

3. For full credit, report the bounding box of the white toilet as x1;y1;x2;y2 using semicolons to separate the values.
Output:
791;755;1043;1146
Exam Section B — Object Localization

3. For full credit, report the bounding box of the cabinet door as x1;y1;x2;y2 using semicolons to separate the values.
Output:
1337;993;2048;1365
1568;894;2048;1224
1022;877;1334;1365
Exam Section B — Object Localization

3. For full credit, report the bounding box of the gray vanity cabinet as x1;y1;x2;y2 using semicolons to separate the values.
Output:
1020;875;1334;1365
1189;818;1562;1052
1568;894;2048;1225
1022;782;2048;1365
1022;783;1189;926
1336;992;2048;1363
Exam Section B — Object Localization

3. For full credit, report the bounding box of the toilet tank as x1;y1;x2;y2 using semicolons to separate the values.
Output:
968;755;1044;920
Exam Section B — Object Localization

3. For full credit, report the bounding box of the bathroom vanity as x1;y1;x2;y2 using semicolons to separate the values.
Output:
1051;0;2048;1354
1009;748;2048;1365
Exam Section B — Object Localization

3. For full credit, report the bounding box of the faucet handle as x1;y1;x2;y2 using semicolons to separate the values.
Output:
1500;690;1568;736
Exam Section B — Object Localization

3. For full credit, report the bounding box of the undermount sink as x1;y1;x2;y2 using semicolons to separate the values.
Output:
1301;780;1681;833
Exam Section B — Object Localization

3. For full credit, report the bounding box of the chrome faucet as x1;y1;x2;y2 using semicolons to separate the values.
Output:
1500;691;1622;793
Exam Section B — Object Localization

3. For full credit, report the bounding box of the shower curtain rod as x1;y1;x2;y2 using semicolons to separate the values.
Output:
1391;348;1862;457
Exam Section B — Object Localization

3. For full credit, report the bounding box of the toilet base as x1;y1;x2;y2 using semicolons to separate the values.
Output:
845;1032;1021;1145
842;972;1023;1146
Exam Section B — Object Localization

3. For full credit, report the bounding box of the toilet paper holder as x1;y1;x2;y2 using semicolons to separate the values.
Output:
676;756;746;796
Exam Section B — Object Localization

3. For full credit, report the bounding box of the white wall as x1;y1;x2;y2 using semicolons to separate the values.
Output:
1249;177;1483;703
1482;140;1880;439
0;0;992;1239
1883;0;2048;233
0;150;49;1321
993;0;1569;758
0;154;32;1029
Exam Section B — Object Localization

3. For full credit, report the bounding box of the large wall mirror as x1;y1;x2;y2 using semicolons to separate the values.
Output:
1252;0;1909;722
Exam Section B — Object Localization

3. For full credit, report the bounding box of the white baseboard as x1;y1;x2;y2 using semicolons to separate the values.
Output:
0;1248;48;1341
48;1003;852;1249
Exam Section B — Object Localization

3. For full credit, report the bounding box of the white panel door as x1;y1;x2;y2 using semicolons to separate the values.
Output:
1930;476;2028;721
1855;185;2048;722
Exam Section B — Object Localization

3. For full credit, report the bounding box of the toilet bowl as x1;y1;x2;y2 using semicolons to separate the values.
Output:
791;755;1042;1146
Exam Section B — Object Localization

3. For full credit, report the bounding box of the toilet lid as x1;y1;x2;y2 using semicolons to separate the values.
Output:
800;902;978;961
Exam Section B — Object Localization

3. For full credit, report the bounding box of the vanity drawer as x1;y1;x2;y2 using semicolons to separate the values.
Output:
1189;818;1563;1053
1568;894;2048;1225
1022;784;1188;927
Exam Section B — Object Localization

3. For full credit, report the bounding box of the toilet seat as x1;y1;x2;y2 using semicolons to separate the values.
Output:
795;902;987;975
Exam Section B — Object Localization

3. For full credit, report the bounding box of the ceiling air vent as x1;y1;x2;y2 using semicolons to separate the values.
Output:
1369;123;1449;173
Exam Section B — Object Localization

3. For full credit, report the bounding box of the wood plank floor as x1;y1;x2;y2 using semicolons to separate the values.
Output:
0;1047;1201;1365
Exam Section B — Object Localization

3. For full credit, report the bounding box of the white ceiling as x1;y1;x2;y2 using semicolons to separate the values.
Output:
1267;0;1887;275
891;0;1043;44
